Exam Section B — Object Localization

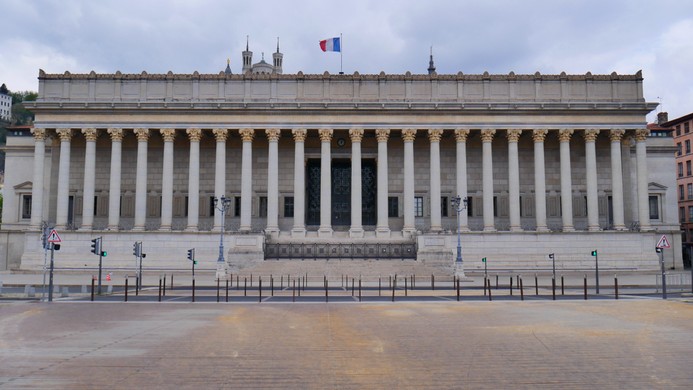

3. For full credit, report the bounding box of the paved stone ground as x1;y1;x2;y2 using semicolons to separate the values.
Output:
0;300;692;389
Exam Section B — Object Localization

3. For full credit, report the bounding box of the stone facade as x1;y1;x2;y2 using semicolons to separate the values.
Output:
0;68;681;272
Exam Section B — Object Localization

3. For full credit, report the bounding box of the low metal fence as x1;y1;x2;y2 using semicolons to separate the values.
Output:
264;242;417;260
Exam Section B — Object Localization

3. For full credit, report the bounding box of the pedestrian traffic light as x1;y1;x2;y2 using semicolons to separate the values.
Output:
482;257;487;263
655;247;662;253
193;260;198;265
101;251;107;257
591;250;598;256
90;238;100;255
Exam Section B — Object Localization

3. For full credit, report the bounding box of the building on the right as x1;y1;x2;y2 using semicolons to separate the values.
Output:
664;111;693;268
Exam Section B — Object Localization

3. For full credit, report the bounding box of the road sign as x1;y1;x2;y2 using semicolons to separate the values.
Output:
656;235;671;249
46;229;62;243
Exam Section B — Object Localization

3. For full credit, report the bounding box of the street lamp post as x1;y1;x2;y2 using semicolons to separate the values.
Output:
214;195;232;280
451;195;468;277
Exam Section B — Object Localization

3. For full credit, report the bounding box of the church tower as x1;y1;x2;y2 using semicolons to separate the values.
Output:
272;38;283;75
427;46;436;75
242;36;253;74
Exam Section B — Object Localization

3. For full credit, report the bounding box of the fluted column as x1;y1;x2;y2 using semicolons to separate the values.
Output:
507;129;522;232
635;129;652;231
610;129;626;230
349;128;364;238
80;128;98;230
291;129;307;237
318;128;333;237
29;128;46;229
266;128;281;234
212;128;228;231
375;128;391;237
239;128;254;232
481;129;496;232
185;128;201;231
132;128;149;231
584;129;600;231
428;129;443;232
402;129;417;235
533;129;549;232
455;129;470;232
106;128;123;230
558;129;575;231
159;128;175;231
55;128;73;229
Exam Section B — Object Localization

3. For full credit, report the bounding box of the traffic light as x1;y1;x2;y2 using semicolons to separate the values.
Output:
187;248;195;262
193;260;198;265
133;242;138;256
90;238;101;255
655;247;662;253
101;251;107;257
591;250;598;256
482;257;487;263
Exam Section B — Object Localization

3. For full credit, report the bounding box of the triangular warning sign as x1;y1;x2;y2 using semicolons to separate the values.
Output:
656;235;670;249
46;229;62;243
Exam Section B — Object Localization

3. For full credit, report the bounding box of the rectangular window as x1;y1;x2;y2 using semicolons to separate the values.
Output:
284;196;294;218
209;196;215;216
414;196;424;217
388;196;398;218
441;196;448;217
467;197;473;217
259;196;268;218
649;196;659;220
686;122;690;133
688;206;693;222
689;185;693;200
680;207;686;223
676;125;681;136
21;195;32;219
686;140;691;154
680;185;685;200
234;196;241;217
687;160;691;176
678;143;683;155
679;162;684;177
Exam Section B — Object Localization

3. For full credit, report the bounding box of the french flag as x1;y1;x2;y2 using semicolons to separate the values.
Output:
319;37;341;52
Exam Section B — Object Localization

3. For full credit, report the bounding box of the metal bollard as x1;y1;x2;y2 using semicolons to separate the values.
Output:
244;278;247;297
520;278;524;301
163;274;167;297
250;274;253;287
280;275;283;289
170;274;174;292
614;275;618;300
431;274;435;291
412;275;415;290
124;277;128;302
487;279;492;301
217;278;220;302
135;276;139;296
483;277;487;296
583;275;588;300
259;278;262;303
158;278;162;302
359;279;362;302
236;275;240;290
325;278;328;303
552;278;556;301
516;275;520;290
391;277;396;302
192;279;196;302
534;274;538;296
292;280;296;302
379;277;381;296
496;275;499;290
352;278;355;296
510;277;513;296
405;277;408;297
456;278;460;301
226;280;229;302
271;276;274;297
91;277;95;301
561;275;565;295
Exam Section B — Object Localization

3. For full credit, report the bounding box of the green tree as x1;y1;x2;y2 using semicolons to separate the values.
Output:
9;90;37;125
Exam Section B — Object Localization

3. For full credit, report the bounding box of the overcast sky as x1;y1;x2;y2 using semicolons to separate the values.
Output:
1;0;691;122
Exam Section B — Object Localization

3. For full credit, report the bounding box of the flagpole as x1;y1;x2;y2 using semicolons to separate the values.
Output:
340;33;343;74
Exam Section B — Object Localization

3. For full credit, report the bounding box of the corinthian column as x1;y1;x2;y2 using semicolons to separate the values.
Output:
29;128;46;229
212;128;228;231
428;129;443;232
635;129;652;231
160;128;175;231
349;128;364;238
481;129;496;232
291;129;307;237
318;128;333;237
55;128;73;229
185;128;201;231
455;129;470;232
106;128;123;230
584;129;600;231
507;129;522;232
239;128;254;232
375;128;391;237
80;128;98;230
402;129;417;235
132;128;149;231
610;129;626;230
533;129;549;232
266;128;281;234
558;128;575;231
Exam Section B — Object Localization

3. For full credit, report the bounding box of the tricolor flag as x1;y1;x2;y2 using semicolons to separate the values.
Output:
319;37;341;52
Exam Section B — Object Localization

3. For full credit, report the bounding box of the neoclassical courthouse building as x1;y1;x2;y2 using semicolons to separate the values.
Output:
0;49;681;273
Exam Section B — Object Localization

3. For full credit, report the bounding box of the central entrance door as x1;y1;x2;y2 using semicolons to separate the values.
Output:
306;159;377;227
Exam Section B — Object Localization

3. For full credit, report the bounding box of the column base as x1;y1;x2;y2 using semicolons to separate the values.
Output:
78;226;93;231
318;227;333;238
588;225;600;232
430;226;442;233
349;227;364;238
184;226;198;232
239;226;251;233
107;225;120;231
510;226;523;232
457;227;470;233
483;226;496;232
614;224;627;231
291;227;306;238
265;227;280;239
375;227;391;238
402;227;416;238
639;224;653;232
536;226;549;233
159;226;172;232
562;226;575;232
131;226;145;232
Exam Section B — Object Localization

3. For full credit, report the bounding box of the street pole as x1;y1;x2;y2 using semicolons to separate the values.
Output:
550;253;555;280
41;223;49;302
97;236;103;295
214;196;232;280
658;248;667;299
595;251;600;294
48;243;55;302
451;196;467;277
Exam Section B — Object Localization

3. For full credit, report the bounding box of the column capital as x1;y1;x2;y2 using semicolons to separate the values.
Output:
30;128;46;141
318;128;333;142
401;128;417;142
292;128;307;142
428;128;443;142
635;128;650;142
56;128;73;141
186;128;202;142
349;128;364;142
134;128;150;142
239;128;255;142
583;129;600;142
532;129;548;142
375;128;390;142
480;129;496;143
212;128;229;142
454;128;470;142
81;128;98;142
266;128;281;142
506;129;522;143
609;128;625;142
558;128;574;142
107;128;124;142
160;128;176;142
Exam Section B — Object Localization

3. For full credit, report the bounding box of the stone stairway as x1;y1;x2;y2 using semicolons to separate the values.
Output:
235;259;451;279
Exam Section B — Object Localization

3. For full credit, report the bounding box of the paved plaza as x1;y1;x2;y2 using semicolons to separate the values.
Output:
1;298;692;389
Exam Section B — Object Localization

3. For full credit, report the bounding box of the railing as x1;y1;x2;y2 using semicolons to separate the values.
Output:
655;273;692;293
264;242;417;260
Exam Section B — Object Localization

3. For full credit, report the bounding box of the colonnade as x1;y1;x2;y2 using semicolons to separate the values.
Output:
27;127;653;235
